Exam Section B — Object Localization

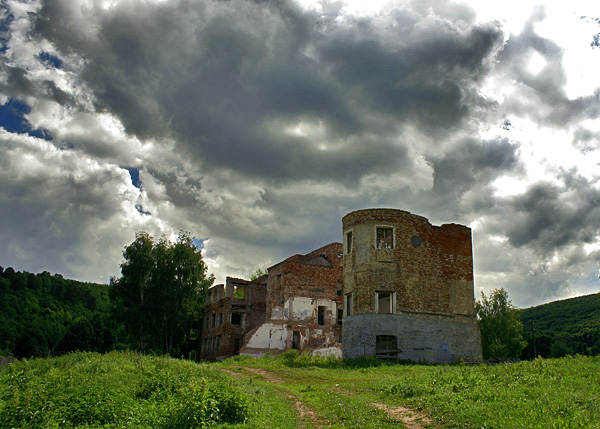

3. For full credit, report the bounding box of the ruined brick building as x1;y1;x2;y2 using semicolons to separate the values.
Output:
200;243;343;360
200;276;267;361
198;208;482;363
342;208;482;363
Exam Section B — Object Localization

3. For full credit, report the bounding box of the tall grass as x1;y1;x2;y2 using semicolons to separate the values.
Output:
0;351;249;428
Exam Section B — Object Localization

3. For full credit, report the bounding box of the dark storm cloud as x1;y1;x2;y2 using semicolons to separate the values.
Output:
31;0;505;184
497;172;600;254
434;138;524;204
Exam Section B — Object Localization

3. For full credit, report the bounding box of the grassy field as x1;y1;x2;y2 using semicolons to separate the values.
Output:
1;351;599;428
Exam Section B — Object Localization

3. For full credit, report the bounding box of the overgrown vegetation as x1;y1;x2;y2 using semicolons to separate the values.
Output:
0;351;250;428
0;267;115;358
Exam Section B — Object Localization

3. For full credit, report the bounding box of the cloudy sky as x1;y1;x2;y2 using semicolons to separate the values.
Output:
1;0;599;308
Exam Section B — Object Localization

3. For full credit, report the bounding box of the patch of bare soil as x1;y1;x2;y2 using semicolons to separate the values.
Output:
371;402;438;429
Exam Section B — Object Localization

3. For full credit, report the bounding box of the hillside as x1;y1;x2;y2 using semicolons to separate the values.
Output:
0;266;116;358
520;293;600;359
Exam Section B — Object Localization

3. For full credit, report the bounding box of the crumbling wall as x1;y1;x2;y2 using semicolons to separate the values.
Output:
240;243;343;357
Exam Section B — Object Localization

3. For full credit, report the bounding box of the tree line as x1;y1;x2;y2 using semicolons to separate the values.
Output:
476;288;600;361
1;231;213;359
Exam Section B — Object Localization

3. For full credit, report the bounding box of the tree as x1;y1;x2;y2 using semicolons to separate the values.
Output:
111;231;214;355
110;232;155;351
250;268;268;280
476;288;527;360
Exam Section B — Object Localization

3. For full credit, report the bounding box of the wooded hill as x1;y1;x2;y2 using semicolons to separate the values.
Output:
519;293;600;359
0;266;116;358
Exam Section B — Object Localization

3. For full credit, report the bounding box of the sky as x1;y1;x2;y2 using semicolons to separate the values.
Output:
1;0;599;308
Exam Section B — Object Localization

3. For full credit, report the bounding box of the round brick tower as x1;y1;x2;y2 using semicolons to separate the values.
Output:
342;208;482;363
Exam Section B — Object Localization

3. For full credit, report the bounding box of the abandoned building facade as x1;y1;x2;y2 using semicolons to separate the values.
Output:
198;208;482;363
342;209;482;363
200;276;267;361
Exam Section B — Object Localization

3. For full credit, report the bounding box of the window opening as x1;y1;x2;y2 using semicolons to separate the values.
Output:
318;306;326;325
377;292;393;314
211;314;216;328
346;231;353;254
231;313;242;325
292;331;300;350
233;338;242;355
345;293;353;316
377;227;393;249
219;313;223;325
376;335;398;358
233;285;245;299
337;309;343;325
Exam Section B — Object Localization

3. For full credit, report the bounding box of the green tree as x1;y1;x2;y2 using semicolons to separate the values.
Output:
110;232;155;351
476;288;527;360
250;268;268;280
111;231;214;355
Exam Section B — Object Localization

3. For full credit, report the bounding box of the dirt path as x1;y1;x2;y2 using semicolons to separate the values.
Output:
222;366;438;429
370;402;437;428
222;367;325;428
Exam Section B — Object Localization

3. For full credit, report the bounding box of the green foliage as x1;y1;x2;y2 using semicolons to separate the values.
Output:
520;293;600;359
110;231;214;356
0;351;249;428
0;267;114;358
476;288;527;360
249;267;268;281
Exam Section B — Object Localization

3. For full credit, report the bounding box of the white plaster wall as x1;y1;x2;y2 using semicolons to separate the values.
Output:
243;322;288;351
272;297;337;321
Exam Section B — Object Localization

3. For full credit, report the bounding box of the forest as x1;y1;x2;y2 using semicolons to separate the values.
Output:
520;293;600;359
0;266;116;358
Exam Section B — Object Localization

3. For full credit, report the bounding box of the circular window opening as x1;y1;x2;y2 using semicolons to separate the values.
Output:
411;235;422;248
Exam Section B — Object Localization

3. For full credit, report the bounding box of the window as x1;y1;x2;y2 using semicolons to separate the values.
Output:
345;293;353;316
376;335;398;357
233;285;245;299
231;313;242;325
205;317;209;329
219;313;223;325
233;338;242;355
211;314;216;328
318;306;326;325
345;231;353;254
337;309;343;325
376;291;394;314
292;331;300;350
377;227;393;249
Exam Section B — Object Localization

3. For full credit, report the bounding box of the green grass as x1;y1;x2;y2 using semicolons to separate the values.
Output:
2;351;600;428
0;351;256;428
220;351;600;428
